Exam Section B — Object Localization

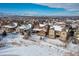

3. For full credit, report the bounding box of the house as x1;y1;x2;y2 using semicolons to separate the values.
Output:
74;29;79;44
33;28;47;36
16;24;32;39
33;23;47;36
48;28;55;39
60;29;69;42
2;22;18;33
37;29;47;36
48;25;69;42
32;20;39;28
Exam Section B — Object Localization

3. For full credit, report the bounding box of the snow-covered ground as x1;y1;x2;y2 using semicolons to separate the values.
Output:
0;33;79;56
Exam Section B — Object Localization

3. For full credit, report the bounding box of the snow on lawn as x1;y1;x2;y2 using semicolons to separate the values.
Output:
0;33;79;56
66;42;79;52
0;45;65;56
45;38;67;47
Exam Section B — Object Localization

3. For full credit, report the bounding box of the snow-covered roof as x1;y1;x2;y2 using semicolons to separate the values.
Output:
33;28;46;32
18;24;32;30
39;24;46;27
3;22;18;28
13;23;18;27
71;24;78;28
55;22;66;25
50;25;63;31
33;28;42;31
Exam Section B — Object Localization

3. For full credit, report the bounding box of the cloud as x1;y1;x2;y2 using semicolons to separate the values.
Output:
36;3;79;11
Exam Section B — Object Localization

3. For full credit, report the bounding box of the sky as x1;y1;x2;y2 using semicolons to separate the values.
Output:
0;3;79;16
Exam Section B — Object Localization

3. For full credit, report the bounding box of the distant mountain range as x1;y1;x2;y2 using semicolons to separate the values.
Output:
0;12;79;21
0;13;18;17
